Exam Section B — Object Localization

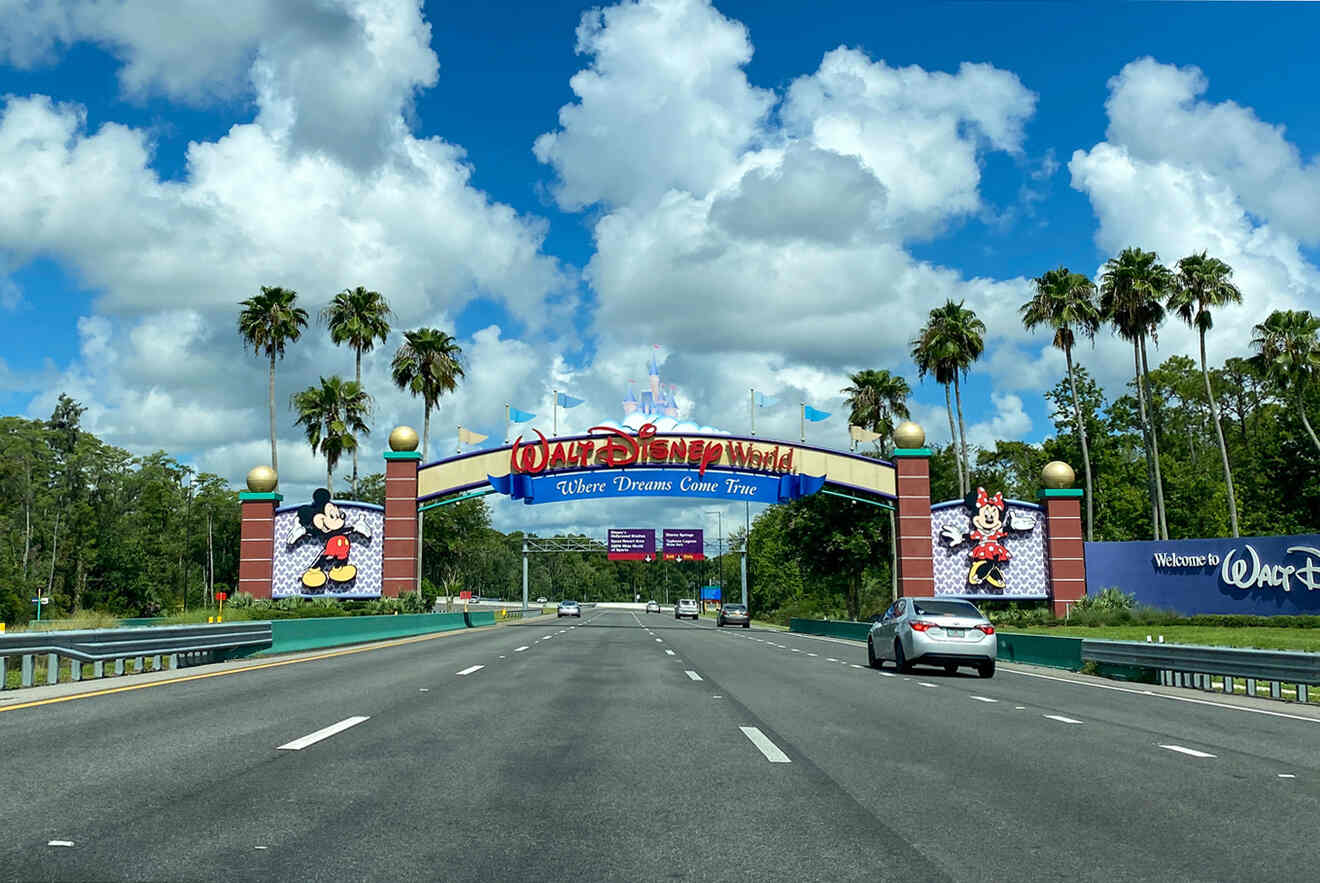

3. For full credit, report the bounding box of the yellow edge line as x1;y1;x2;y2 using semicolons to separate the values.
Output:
0;625;498;714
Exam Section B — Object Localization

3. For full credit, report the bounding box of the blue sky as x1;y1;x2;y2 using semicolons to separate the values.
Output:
2;0;1319;532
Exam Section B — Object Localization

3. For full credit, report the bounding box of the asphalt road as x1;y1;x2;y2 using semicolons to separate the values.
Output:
2;611;1318;882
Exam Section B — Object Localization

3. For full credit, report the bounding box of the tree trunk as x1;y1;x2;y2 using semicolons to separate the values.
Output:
1139;336;1169;540
1200;329;1239;537
423;403;431;462
207;509;214;606
23;457;32;580
327;459;333;496
1298;394;1320;457
1132;341;1159;540
943;383;963;495
268;351;279;476
352;348;362;498
1064;346;1095;541
954;373;971;496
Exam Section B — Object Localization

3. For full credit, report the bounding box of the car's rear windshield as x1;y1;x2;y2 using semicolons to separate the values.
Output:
723;605;746;611
911;600;982;617
561;600;577;605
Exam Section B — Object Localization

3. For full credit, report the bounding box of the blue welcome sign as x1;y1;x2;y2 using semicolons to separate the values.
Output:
1084;534;1320;615
487;467;826;505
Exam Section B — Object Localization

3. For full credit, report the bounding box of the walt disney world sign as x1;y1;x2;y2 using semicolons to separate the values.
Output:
489;423;826;505
412;423;899;506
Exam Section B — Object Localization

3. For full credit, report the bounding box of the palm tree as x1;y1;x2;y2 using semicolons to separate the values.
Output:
1021;267;1102;540
1100;248;1173;540
1169;252;1243;537
238;286;309;479
913;301;985;496
1250;309;1320;457
842;368;911;601
842;369;912;448
291;377;373;493
322;286;395;497
911;328;963;493
391;328;465;459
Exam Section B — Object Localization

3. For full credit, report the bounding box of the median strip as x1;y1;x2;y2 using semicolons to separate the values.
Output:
277;715;369;750
740;726;791;763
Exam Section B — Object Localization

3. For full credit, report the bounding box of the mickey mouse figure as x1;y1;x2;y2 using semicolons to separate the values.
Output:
939;487;1034;590
286;488;372;590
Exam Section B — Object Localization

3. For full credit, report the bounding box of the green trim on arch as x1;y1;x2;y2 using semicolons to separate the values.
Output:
383;451;422;461
238;492;283;502
891;447;932;458
1038;488;1084;499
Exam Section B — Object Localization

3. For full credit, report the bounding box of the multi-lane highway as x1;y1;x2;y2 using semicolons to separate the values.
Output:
2;610;1317;881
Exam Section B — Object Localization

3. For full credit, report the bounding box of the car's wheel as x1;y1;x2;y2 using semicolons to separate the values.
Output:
894;640;911;673
944;663;959;675
867;638;882;669
978;659;996;679
742;623;750;629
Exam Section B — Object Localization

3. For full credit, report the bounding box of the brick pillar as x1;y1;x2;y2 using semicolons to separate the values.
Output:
238;492;281;599
1041;488;1086;616
893;447;934;598
383;450;421;597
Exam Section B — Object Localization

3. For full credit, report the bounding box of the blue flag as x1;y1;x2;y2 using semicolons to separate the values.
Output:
754;391;778;408
556;392;584;408
803;405;831;422
509;407;536;423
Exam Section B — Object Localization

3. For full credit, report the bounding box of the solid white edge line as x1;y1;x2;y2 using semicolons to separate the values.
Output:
456;665;484;676
880;672;897;678
1004;667;1320;724
1044;714;1083;724
277;715;370;750
918;682;938;688
740;726;791;763
685;670;703;681
1159;744;1216;758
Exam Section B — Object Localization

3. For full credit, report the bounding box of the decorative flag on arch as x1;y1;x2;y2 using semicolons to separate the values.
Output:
850;424;884;444
804;405;831;422
556;392;585;408
457;427;489;446
509;406;536;423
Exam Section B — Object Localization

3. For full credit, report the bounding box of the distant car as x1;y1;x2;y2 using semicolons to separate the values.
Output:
717;603;750;628
867;597;996;677
557;600;581;618
646;600;661;613
674;598;699;620
536;597;548;604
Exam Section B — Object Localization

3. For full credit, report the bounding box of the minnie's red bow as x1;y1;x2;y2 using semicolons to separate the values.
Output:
976;487;1004;510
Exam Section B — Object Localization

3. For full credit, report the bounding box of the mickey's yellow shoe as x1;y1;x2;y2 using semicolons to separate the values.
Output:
302;568;327;589
328;564;357;583
967;559;989;585
986;568;1006;589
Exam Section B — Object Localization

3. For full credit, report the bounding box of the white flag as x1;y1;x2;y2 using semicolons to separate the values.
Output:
849;424;883;444
458;427;489;446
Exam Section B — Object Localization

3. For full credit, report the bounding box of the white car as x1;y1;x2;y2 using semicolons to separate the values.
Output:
674;598;699;620
536;597;548;604
645;600;660;613
557;600;581;618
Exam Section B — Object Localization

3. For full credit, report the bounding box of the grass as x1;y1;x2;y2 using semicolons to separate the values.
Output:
1006;624;1320;653
3;655;169;691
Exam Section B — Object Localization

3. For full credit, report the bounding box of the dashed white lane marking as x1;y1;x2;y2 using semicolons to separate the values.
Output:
48;841;75;847
278;716;370;750
498;655;506;659
1044;714;1083;725
970;696;998;703
1278;773;1297;778
457;665;485;676
740;726;791;763
514;646;529;652
665;649;676;656
1015;706;1026;710
1159;744;1216;758
685;670;704;681
850;664;863;669
655;638;663;643
807;653;818;657
254;846;269;850
791;648;801;653
918;682;938;688
418;688;429;693
880;672;897;678
827;657;839;662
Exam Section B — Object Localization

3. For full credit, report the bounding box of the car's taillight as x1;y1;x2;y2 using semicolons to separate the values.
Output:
977;624;995;635
910;621;935;632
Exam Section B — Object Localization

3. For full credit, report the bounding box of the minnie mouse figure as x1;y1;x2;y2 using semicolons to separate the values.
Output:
285;488;372;591
939;487;1034;591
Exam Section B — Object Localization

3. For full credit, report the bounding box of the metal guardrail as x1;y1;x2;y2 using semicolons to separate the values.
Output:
1082;639;1319;702
1;622;273;690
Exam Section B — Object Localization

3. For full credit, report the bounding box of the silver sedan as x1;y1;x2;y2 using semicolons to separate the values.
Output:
867;597;997;678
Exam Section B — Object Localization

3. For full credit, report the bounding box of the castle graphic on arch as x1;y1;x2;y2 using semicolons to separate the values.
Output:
622;350;680;419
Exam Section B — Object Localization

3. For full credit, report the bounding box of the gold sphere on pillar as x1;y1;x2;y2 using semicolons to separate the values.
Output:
893;420;926;449
1041;460;1076;489
389;425;420;452
246;465;278;493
